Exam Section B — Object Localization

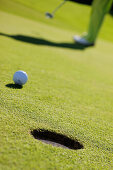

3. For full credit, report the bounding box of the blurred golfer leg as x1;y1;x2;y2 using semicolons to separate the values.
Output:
85;0;113;43
74;0;113;46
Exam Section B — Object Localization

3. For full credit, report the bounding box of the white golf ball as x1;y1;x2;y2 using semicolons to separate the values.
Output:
13;70;28;85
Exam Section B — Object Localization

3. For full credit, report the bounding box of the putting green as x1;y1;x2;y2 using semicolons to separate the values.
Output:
0;0;113;169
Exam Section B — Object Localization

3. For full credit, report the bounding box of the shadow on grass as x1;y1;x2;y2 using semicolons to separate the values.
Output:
0;33;92;50
6;83;23;89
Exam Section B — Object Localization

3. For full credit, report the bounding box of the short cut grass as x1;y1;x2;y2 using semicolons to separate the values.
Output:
0;0;113;169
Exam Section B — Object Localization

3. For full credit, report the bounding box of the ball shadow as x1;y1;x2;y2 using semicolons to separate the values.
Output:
6;83;23;89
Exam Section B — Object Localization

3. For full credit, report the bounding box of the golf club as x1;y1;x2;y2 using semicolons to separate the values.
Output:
45;0;67;19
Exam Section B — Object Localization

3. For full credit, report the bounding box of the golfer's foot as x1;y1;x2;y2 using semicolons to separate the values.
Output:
73;35;94;46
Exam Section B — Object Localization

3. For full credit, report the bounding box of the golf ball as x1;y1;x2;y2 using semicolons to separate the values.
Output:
13;70;28;85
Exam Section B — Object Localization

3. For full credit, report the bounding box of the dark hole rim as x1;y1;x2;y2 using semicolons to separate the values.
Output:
31;129;84;150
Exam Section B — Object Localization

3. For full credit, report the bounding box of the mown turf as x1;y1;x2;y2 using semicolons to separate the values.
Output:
0;0;113;169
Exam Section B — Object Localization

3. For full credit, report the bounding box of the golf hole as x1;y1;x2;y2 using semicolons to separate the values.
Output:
31;129;84;150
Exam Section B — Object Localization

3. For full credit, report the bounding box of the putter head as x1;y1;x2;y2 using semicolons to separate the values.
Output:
45;12;54;19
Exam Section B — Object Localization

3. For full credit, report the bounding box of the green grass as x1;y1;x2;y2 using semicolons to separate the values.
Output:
0;0;113;169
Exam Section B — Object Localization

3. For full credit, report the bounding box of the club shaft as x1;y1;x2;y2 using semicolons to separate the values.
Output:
52;0;67;14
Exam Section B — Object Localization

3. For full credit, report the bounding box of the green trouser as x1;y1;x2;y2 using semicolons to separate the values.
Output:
84;0;113;43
